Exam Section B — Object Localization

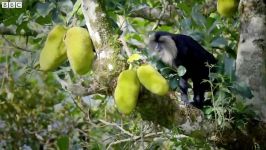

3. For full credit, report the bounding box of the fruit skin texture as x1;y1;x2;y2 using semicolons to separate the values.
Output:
40;25;67;71
64;27;94;75
137;64;169;96
114;70;140;115
217;0;239;17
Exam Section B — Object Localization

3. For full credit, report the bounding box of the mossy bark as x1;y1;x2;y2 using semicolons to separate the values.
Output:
236;0;266;122
82;0;125;93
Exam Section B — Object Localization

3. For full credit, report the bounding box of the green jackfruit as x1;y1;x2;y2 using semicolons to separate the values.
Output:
217;0;239;17
64;27;94;75
137;64;169;96
39;25;67;71
114;70;140;115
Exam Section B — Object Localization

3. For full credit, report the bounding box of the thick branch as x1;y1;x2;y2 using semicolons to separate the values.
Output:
82;0;115;50
0;25;37;36
129;5;180;25
128;1;216;25
81;0;126;94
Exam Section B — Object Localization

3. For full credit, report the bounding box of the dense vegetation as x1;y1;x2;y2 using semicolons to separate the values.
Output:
0;0;259;149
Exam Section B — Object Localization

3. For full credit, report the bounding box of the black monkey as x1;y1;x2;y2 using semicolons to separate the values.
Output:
148;31;217;108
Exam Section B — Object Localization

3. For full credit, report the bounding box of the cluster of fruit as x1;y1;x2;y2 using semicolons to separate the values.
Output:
39;25;94;75
114;64;169;115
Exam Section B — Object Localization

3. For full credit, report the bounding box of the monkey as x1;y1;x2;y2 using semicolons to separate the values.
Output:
148;31;217;109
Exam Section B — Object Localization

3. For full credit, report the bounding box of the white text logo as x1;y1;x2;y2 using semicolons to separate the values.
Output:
2;2;22;8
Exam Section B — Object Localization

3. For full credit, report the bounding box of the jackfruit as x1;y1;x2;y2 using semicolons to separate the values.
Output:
64;27;94;75
137;64;169;96
39;25;67;71
217;0;239;17
114;70;140;114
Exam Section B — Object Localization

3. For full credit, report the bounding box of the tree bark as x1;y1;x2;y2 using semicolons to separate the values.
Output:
81;0;125;94
236;0;266;122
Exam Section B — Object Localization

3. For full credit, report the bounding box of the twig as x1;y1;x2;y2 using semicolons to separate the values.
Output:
152;0;169;31
2;35;33;52
71;95;91;122
140;122;145;149
99;119;134;137
119;36;132;57
118;16;132;57
106;132;164;150
67;1;81;26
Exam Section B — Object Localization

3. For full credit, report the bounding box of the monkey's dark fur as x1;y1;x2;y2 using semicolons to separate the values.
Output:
148;31;217;108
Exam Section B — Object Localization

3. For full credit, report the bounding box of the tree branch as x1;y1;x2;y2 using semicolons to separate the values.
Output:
2;35;33;52
152;0;169;30
106;132;164;150
99;119;134;137
0;26;37;36
129;5;180;25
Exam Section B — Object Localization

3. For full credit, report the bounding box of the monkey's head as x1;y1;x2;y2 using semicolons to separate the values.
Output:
148;31;178;67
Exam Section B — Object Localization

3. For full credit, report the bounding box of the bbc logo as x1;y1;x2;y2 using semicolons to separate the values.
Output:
2;2;22;8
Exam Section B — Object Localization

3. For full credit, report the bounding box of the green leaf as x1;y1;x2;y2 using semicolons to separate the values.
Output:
211;37;228;49
159;67;175;77
127;53;141;63
191;5;206;27
52;10;65;24
189;32;205;43
203;107;213;115
231;82;253;99
207;20;219;35
223;55;235;78
57;136;69;150
3;16;19;26
36;2;55;17
73;0;82;12
35;15;52;24
181;18;192;31
92;94;106;100
58;0;73;14
169;77;179;90
157;25;173;32
16;13;26;25
67;0;82;23
125;33;143;42
177;66;186;77
218;117;223;125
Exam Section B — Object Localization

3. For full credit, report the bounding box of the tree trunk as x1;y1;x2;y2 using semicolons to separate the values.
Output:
81;0;125;94
236;0;266;122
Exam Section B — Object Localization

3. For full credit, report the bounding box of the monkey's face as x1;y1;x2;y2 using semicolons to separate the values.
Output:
148;32;178;67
